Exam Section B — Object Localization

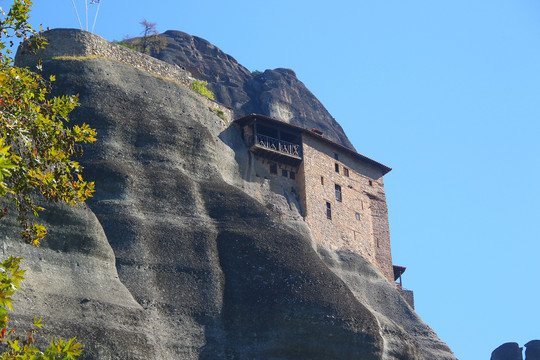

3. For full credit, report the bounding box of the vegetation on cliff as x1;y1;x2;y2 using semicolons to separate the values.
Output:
134;19;167;55
191;79;215;100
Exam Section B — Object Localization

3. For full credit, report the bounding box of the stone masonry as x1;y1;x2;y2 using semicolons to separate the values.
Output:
15;29;233;122
299;134;394;283
234;114;395;283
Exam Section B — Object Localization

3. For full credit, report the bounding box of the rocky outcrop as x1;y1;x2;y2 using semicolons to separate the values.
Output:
526;341;540;360
490;341;540;360
6;29;457;359
318;249;454;360
491;342;523;360
137;30;356;150
0;200;155;359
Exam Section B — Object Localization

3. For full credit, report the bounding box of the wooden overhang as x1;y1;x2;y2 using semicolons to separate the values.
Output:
393;265;406;281
233;114;392;175
250;143;302;166
234;114;303;166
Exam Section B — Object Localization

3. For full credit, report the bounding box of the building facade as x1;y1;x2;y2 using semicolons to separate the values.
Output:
234;114;397;284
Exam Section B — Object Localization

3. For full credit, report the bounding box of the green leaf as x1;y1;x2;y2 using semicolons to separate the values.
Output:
33;316;42;329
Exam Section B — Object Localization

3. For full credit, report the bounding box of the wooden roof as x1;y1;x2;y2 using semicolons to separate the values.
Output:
393;265;407;281
233;114;392;175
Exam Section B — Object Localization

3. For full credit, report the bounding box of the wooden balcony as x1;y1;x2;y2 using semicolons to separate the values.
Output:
250;134;302;165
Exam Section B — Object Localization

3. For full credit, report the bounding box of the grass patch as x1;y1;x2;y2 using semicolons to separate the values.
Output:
51;55;102;61
213;108;228;122
112;40;137;51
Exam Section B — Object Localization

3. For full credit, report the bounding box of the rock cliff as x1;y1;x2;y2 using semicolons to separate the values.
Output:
130;30;356;150
4;29;457;359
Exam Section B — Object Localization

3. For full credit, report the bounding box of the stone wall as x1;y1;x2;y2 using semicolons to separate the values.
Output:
300;135;394;282
15;29;233;122
398;289;415;309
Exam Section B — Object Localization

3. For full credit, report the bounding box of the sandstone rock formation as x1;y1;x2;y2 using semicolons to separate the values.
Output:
132;30;356;150
3;29;458;359
491;342;523;360
491;341;540;360
525;340;540;360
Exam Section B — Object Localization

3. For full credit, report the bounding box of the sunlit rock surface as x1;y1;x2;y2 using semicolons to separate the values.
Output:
3;29;458;359
138;30;356;150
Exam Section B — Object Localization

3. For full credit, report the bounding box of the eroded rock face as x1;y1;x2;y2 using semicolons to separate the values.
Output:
0;200;155;359
6;30;458;359
317;248;456;360
142;30;356;150
5;56;383;359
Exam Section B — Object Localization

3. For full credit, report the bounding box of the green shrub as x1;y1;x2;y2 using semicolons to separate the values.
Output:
112;40;137;51
192;80;215;100
213;108;227;121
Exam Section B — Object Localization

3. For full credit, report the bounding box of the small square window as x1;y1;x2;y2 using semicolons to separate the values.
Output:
321;176;324;185
335;163;339;173
343;167;349;177
282;169;288;177
270;163;277;174
355;212;360;221
369;180;373;186
326;202;332;220
289;171;295;179
335;184;342;202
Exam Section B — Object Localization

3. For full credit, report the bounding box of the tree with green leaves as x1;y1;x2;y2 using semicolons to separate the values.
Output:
0;2;96;246
0;0;97;357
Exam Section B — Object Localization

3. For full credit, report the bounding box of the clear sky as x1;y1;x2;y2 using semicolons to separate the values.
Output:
21;1;540;359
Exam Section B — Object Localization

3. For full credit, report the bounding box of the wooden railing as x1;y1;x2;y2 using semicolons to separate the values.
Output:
253;134;301;157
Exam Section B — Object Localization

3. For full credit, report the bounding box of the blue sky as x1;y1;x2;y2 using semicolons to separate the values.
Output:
21;1;540;359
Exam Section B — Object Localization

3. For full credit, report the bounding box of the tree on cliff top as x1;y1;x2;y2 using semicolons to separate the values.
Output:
136;18;167;55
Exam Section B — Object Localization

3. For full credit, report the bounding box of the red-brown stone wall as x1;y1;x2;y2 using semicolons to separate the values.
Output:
299;135;394;283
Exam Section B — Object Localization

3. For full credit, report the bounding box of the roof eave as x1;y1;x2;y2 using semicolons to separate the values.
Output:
232;114;392;175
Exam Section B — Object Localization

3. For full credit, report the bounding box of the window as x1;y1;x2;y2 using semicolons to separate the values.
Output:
334;153;339;160
326;202;332;220
369;180;373;186
335;184;342;202
335;163;339;173
321;176;324;185
270;163;277;174
343;167;349;177
289;171;295;180
282;169;288;177
355;212;360;221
